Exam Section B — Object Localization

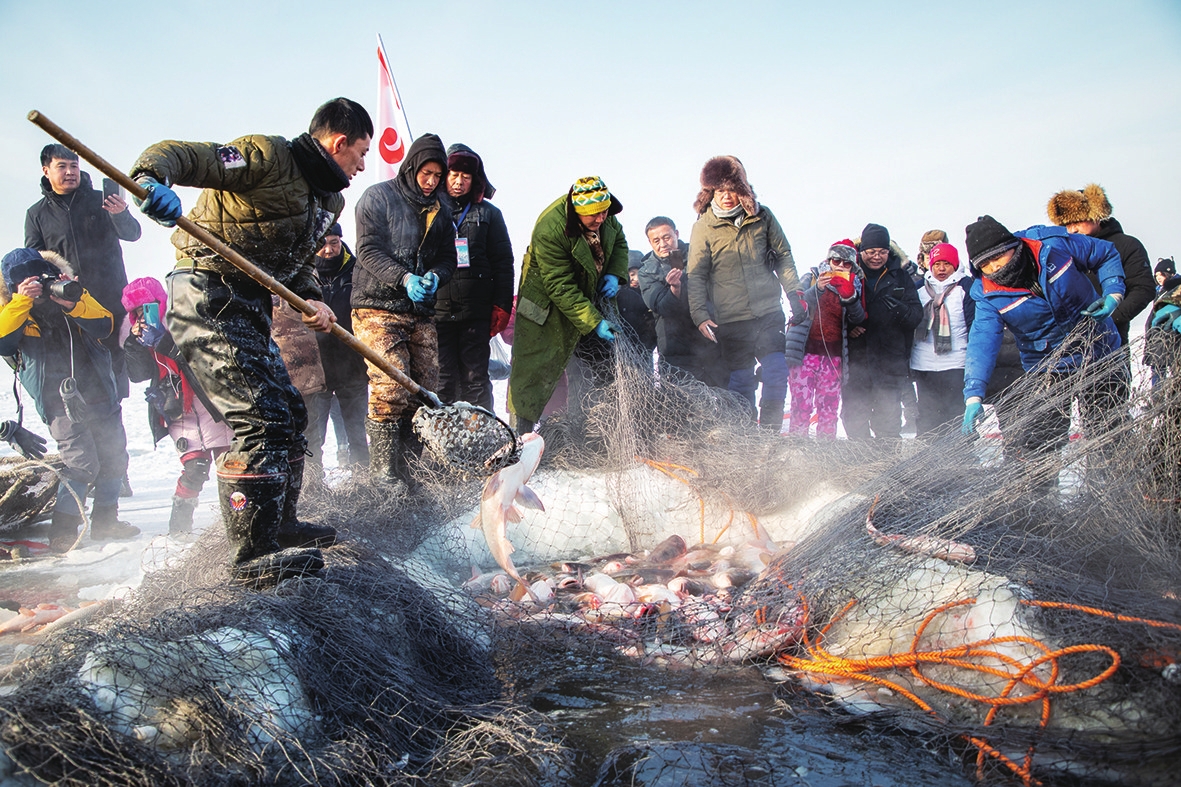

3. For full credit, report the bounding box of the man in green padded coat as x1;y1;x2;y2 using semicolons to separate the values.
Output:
507;177;629;436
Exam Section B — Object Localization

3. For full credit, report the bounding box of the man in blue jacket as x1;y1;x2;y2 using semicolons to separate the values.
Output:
961;216;1125;465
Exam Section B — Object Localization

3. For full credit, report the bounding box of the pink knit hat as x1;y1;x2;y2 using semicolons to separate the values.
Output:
121;276;166;313
928;243;961;271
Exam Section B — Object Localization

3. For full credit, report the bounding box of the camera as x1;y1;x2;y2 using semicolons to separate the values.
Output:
37;273;83;302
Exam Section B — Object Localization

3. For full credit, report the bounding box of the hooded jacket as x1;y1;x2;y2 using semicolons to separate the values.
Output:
353;134;458;316
1087;218;1153;341
434;144;514;324
506;190;629;422
963;225;1125;401
0;251;117;423
25;171;141;324
313;243;368;387
846;249;924;379
131;133;346;301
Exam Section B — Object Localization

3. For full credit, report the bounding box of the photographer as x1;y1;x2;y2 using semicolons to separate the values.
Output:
0;248;138;553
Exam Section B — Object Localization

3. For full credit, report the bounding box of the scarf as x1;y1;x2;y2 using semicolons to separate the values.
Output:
289;133;349;196
711;198;746;227
583;230;605;274
916;279;954;355
983;243;1038;292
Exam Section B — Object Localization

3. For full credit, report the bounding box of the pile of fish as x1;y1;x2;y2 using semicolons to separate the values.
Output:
464;531;803;667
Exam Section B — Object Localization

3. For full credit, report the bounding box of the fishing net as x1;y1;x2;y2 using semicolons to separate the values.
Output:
1;319;1180;786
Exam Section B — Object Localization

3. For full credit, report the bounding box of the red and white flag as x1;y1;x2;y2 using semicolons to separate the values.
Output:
376;34;413;182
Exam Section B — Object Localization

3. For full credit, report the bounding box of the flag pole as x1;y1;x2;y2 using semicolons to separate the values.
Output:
376;34;412;139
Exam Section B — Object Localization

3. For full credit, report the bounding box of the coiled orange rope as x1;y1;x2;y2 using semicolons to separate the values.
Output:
773;593;1172;785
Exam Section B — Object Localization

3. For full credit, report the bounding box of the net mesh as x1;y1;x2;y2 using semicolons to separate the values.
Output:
1;322;1180;786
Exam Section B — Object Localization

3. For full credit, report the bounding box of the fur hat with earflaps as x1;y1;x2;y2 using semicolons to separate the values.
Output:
1046;183;1113;226
693;155;758;217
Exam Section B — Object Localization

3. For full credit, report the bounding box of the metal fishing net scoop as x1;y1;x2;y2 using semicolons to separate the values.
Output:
25;113;521;479
412;395;520;476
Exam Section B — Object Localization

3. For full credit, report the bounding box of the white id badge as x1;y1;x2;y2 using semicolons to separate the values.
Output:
456;238;471;268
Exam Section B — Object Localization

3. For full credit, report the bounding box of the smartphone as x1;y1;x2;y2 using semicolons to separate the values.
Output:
142;302;161;329
102;178;122;201
829;270;852;281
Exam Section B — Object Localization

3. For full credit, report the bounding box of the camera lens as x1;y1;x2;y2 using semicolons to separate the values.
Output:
50;280;83;302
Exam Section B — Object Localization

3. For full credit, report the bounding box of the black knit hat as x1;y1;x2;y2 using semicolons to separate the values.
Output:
860;223;890;251
965;215;1021;270
1155;257;1176;277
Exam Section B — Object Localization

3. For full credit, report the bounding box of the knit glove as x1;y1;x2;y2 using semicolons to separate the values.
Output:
138;322;167;348
0;421;47;460
786;290;808;326
1081;294;1120;319
594;320;618;342
599;274;620;299
489;305;511;337
961;400;984;435
133;177;183;227
832;275;856;300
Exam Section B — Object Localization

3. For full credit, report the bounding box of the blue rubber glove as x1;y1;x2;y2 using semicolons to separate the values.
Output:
405;274;434;303
1081;294;1120;319
1151;304;1181;328
421;272;438;295
133;177;183;227
594;320;617;342
599;274;620;299
961;401;984;435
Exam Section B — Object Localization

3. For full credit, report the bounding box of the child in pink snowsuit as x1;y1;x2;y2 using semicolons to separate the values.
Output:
120;277;233;534
785;241;866;437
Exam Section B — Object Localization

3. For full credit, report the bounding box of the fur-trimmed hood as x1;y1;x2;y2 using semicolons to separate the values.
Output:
1047;183;1113;226
693;155;758;217
0;249;75;305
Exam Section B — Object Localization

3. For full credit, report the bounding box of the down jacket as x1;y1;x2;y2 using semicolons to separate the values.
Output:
686;206;800;327
130;134;344;302
506;193;629;422
0;252;116;423
846;250;924;380
785;266;866;373
433;199;514;324
1086;217;1153;343
963;225;1125;401
25;170;141;322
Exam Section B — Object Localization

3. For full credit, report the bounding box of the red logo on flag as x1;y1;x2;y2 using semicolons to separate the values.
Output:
380;126;405;165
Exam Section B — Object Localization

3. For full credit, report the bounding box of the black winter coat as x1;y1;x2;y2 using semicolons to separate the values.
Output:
314;244;368;388
434;199;514;324
24;172;140;322
846;252;924;379
637;242;708;361
1086;218;1153;343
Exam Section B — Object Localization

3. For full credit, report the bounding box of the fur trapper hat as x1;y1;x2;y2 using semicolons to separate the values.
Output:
0;249;73;304
693;155;758;217
1046;183;1112;226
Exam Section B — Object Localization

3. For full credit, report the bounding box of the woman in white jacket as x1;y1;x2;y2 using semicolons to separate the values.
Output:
910;243;974;435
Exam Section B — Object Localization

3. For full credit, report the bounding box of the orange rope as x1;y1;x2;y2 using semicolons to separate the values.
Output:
776;594;1160;785
637;457;762;546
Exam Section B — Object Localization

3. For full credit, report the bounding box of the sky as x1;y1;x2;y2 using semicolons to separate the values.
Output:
1;0;1179;288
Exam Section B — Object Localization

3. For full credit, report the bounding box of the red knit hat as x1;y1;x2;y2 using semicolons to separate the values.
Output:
928;243;960;271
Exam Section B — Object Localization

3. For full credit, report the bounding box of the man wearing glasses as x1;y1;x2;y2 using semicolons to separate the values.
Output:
841;223;923;439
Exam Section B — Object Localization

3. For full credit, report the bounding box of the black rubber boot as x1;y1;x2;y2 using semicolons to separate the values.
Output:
219;473;323;589
758;400;786;433
276;457;337;549
367;417;407;485
48;510;83;554
168;495;199;535
91;504;141;541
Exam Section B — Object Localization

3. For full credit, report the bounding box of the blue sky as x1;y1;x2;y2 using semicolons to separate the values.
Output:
2;0;1179;284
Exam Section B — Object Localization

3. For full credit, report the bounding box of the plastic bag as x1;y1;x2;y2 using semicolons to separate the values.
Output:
488;336;511;381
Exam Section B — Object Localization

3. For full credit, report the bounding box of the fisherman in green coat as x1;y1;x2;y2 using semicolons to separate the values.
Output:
507;177;629;435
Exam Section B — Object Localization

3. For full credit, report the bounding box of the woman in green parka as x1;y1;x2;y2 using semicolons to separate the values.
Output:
507;177;629;434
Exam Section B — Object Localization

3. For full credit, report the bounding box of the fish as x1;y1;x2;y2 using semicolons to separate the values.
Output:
471;432;546;599
0;603;73;635
865;496;976;564
40;599;117;635
462;569;514;598
645;534;688;564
